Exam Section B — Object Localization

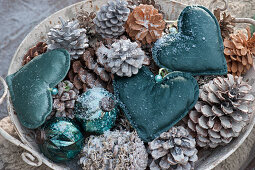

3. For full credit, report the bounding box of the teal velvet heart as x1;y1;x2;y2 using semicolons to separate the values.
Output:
114;67;199;142
152;6;227;76
6;49;70;129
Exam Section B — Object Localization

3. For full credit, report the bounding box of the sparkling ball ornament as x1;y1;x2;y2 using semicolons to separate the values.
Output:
155;75;163;83
37;117;84;163
75;88;119;134
51;88;58;95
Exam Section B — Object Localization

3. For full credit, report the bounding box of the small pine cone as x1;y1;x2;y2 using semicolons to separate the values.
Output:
148;126;198;170
68;58;114;93
22;42;47;65
47;17;89;60
79;130;148;170
127;0;165;17
187;74;254;148
52;80;78;119
77;11;96;35
96;39;149;77
214;8;235;39
125;4;166;44
224;27;255;76
93;0;130;38
82;48;113;82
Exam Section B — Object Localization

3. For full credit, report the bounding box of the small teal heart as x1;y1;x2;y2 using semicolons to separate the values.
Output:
152;6;227;76
114;67;199;142
6;49;70;129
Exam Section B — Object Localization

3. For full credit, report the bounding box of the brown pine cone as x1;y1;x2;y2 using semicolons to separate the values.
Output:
214;8;235;39
68;48;114;93
224;27;255;76
22;42;47;65
125;4;166;44
52;80;78;119
77;11;96;35
127;0;165;17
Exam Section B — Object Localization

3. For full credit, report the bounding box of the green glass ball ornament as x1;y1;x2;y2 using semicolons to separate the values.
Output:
75;88;119;134
37;117;84;163
155;74;163;83
51;88;58;95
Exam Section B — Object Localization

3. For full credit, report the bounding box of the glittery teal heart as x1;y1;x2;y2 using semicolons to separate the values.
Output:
6;49;70;129
153;6;227;76
114;67;199;142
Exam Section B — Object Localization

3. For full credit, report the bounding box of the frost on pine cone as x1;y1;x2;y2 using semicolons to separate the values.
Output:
96;38;149;77
22;42;47;65
68;48;114;93
224;27;255;76
79;130;148;170
47;17;89;60
93;0;130;38
125;4;166;44
186;74;254;148
148;126;198;170
52;80;78;119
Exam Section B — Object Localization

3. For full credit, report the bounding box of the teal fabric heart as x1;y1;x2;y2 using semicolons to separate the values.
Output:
152;6;227;76
6;49;70;129
114;67;199;142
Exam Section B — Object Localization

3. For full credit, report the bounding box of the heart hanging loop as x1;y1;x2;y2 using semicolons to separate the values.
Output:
155;68;170;83
159;68;170;78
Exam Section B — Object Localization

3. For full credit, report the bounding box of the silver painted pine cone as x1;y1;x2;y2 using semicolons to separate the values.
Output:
187;74;254;148
96;39;148;77
79;130;148;170
148;126;198;170
93;0;130;38
47;17;89;59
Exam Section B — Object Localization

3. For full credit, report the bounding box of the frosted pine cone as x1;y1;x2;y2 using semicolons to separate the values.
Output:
79;130;148;170
187;74;254;148
224;27;255;76
125;4;166;44
148;126;198;170
93;0;130;38
47;17;89;60
96;39;149;77
52;80;78;119
22;42;47;65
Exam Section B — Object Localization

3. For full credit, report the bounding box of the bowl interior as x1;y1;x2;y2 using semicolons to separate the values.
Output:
6;0;255;169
